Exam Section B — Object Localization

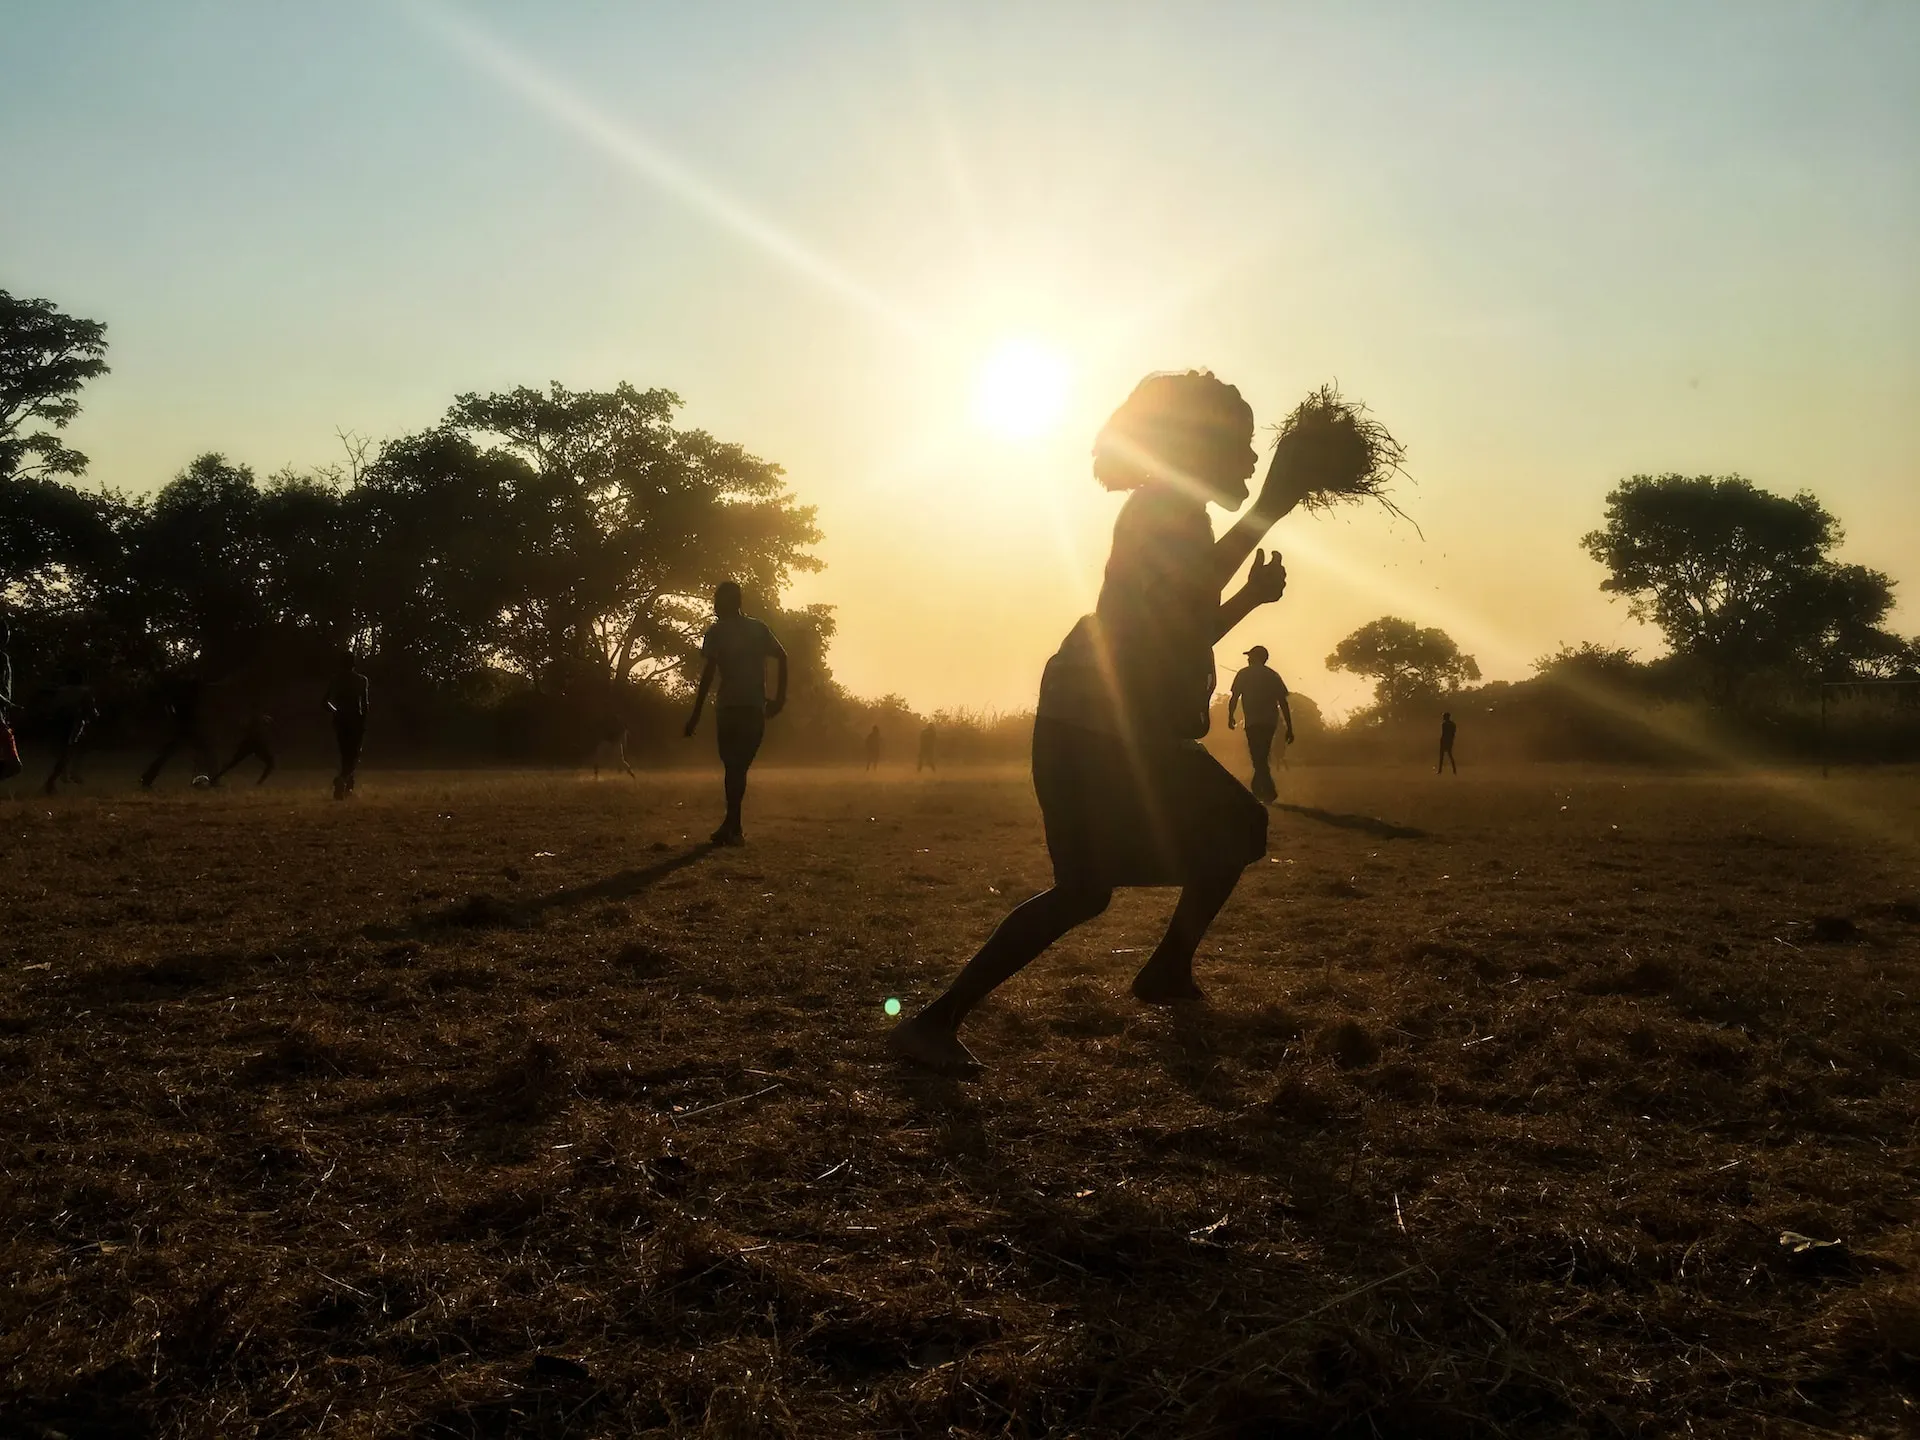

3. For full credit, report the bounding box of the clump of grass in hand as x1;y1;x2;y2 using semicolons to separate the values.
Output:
1273;385;1413;526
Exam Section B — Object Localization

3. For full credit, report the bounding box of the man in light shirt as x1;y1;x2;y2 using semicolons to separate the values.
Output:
684;582;788;846
1227;644;1293;803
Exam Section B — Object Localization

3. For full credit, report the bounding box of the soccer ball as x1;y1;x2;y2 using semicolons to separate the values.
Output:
191;775;213;789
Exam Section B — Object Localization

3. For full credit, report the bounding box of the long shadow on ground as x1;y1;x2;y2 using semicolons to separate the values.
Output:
1272;803;1427;840
517;841;718;915
367;842;719;938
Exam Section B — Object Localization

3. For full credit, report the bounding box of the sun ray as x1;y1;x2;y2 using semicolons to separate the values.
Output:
402;0;923;340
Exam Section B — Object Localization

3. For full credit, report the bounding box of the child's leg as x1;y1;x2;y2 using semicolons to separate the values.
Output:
911;884;1112;1034
44;735;76;795
1131;867;1241;1002
141;733;181;787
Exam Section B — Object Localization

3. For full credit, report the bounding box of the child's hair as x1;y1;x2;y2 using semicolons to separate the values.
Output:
714;580;743;610
1091;370;1256;493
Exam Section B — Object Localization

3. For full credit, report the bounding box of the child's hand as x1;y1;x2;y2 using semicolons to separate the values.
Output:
1244;549;1288;604
1255;437;1311;516
765;697;786;719
683;717;699;738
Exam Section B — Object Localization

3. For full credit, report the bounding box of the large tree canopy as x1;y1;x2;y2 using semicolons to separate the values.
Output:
437;382;821;690
0;290;109;485
1327;617;1480;716
1581;474;1911;689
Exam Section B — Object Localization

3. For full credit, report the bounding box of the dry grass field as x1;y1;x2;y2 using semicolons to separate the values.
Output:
3;760;1918;1438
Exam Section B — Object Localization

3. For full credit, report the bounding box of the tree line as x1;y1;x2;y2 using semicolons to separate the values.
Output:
5;283;1914;768
1;287;878;761
1313;475;1918;762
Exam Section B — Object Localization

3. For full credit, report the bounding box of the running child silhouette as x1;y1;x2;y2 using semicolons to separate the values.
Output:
890;370;1311;1074
684;582;788;846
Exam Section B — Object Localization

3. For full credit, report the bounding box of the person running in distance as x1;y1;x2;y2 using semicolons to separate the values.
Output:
1227;645;1293;803
212;705;276;787
863;725;883;772
141;667;211;789
0;617;21;783
325;652;369;799
1438;711;1458;775
890;370;1310;1075
44;669;98;794
918;722;939;773
683;582;787;845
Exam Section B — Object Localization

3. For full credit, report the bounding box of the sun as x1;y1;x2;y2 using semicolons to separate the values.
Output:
970;337;1071;441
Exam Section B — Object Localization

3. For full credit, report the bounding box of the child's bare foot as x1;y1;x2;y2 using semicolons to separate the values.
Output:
886;1014;981;1075
1130;968;1207;1005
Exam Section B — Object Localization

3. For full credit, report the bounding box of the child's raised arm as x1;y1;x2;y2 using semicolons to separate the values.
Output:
1212;443;1308;585
1213;550;1288;642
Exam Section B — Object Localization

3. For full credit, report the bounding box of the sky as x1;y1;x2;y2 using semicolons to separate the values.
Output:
4;1;1916;717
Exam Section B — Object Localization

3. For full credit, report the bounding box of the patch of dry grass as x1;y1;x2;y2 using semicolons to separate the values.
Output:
2;762;1917;1437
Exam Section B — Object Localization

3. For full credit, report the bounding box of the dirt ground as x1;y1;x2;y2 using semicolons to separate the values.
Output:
2;760;1917;1438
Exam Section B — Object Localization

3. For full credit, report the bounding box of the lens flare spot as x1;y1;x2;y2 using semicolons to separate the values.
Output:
883;997;902;1017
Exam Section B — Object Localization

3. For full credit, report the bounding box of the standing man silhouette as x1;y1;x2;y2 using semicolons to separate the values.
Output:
1227;644;1293;803
917;722;939;773
863;725;883;771
325;652;370;799
684;581;787;846
1438;711;1458;774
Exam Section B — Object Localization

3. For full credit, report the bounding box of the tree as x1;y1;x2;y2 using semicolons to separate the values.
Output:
1532;642;1643;686
1;290;109;484
1328;617;1480;716
1581;474;1911;691
442;382;822;691
126;454;275;669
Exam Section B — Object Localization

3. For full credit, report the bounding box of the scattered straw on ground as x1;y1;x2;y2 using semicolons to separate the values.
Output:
2;763;1916;1437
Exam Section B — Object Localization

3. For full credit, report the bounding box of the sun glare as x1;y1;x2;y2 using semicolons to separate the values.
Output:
971;337;1071;441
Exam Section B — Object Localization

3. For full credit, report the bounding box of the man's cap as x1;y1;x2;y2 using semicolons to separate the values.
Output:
1244;645;1269;663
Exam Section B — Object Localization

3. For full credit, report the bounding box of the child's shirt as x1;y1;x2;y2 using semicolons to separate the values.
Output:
1039;483;1218;742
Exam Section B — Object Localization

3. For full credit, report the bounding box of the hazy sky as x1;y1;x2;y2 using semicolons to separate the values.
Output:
5;1;1916;716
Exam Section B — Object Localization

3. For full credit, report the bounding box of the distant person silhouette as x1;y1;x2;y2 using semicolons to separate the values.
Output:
917;722;938;772
140;668;211;789
684;581;787;845
890;369;1307;1074
325;652;369;799
864;725;883;771
1227;644;1293;803
44;669;98;794
1438;711;1458;774
592;724;635;779
0;617;20;782
212;706;275;786
591;690;635;778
